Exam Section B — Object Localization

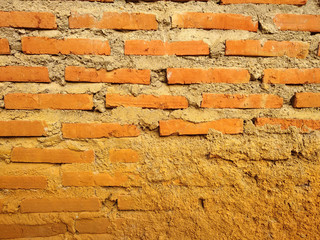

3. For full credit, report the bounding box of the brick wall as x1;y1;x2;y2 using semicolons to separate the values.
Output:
0;0;319;239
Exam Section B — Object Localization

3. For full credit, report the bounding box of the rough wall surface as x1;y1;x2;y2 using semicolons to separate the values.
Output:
0;0;320;239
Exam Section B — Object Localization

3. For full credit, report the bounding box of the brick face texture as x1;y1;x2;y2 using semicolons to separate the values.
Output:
0;0;320;239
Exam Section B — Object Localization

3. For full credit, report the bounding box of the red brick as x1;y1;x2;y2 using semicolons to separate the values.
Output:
0;223;67;239
65;66;150;84
22;37;111;55
167;68;250;84
0;11;57;29
159;119;243;136
69;12;157;30
263;69;320;84
62;172;140;187
0;121;47;137
201;94;283;108
293;92;320;108
109;149;139;163
75;218;125;234
62;123;140;139
255;118;320;132
221;0;306;4
0;38;10;54
274;14;320;32
0;66;50;82
4;93;93;110
225;40;309;58
172;13;258;31
11;148;94;164
0;176;47;189
21;198;101;213
106;94;188;109
125;40;209;56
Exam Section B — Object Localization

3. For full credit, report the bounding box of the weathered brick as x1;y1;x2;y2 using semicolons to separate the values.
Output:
0;11;57;29
0;38;10;54
274;14;320;32
22;37;111;55
125;40;209;56
21;198;101;213
167;68;250;84
4;93;93;110
65;66;150;84
109;149;139;163
293;92;320;108
0;176;47;189
105;94;188;109
11;148;94;164
62;171;140;187
75;218;125;234
0;66;50;82
0;200;3;212
62;123;140;139
201;94;283;108
172;13;258;31
117;195;149;210
159;119;243;136
0;223;67;239
225;40;309;58
221;0;306;4
263;69;320;84
82;0;113;2
69;12;157;30
0;121;47;137
255;118;320;132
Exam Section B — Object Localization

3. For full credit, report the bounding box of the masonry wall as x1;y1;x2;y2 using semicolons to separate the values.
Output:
0;0;319;239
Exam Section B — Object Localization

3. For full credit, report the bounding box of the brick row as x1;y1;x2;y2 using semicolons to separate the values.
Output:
4;93;93;110
69;12;158;30
0;176;47;189
105;94;188;109
62;172;141;187
0;11;56;29
20;198;100;213
0;121;47;137
0;223;67;239
11;148;94;163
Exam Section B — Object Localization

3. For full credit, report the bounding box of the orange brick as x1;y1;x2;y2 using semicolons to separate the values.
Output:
0;66;50;82
4;93;93;110
221;0;306;4
69;12;157;30
62;172;140;187
109;149;139;163
0;223;67;239
62;123;140;139
125;40;209;56
0;38;10;54
159;119;243;136
225;40;309;58
22;37;110;55
263;69;320;84
255;118;320;132
106;94;188;109
75;218;125;234
81;0;113;2
11;148;94;164
167;68;250;84
117;195;150;210
0;200;3;212
293;92;320;108
201;94;283;108
318;44;320;56
65;66;150;84
21;198;101;213
172;13;258;31
0;176;47;189
274;14;320;32
0;11;57;29
0;121;47;137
